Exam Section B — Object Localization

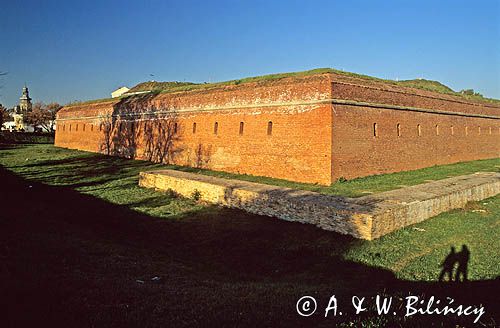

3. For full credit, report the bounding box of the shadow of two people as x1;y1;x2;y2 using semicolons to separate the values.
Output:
439;244;470;282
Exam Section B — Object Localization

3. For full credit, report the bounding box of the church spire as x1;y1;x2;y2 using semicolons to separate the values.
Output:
19;84;32;113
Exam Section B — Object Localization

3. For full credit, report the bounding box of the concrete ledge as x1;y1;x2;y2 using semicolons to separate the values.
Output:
138;170;500;240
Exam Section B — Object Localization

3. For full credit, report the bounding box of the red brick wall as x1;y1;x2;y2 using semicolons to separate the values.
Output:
54;100;117;153
55;75;334;184
331;104;500;180
55;73;500;185
330;81;500;180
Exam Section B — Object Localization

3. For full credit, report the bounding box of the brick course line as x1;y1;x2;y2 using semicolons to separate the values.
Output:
56;98;500;121
331;81;500;109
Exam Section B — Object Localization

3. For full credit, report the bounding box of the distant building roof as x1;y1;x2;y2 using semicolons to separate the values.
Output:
111;86;130;98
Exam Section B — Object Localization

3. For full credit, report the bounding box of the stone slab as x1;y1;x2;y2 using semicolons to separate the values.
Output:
138;170;500;240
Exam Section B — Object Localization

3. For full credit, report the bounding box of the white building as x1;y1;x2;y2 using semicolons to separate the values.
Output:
111;86;130;98
2;120;18;132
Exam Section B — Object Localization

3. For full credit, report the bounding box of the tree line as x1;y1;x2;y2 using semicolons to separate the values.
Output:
0;102;62;132
0;70;62;132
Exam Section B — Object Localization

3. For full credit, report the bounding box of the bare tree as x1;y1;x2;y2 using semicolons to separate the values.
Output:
45;102;62;131
0;104;10;128
25;102;62;132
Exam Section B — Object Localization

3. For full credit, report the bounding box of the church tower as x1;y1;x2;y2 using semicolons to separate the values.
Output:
13;85;33;131
19;85;32;114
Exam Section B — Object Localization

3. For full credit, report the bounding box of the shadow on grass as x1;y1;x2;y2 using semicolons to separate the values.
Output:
0;161;499;327
6;146;162;188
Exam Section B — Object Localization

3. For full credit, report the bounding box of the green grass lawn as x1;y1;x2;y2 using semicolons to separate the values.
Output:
0;143;498;281
0;144;207;218
1;144;499;327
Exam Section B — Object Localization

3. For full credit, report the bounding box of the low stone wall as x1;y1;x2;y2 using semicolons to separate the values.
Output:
356;172;500;238
139;170;500;240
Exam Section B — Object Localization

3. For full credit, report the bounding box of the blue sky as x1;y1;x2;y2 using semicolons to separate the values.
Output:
1;0;499;107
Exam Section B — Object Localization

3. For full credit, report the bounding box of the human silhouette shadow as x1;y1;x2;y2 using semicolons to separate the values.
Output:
456;244;470;282
438;245;471;283
438;246;457;282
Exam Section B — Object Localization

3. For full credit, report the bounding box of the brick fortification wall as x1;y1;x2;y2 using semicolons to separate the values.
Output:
55;75;334;184
330;81;500;179
55;73;500;184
